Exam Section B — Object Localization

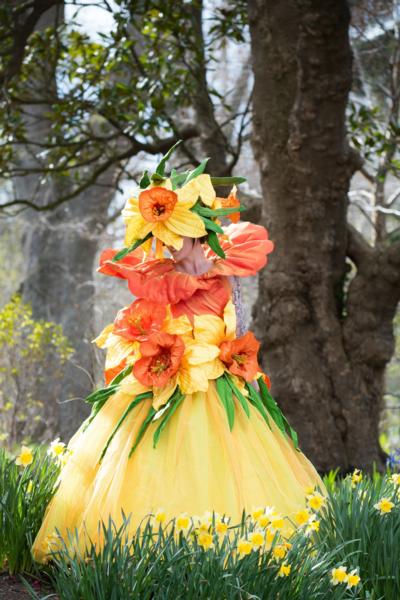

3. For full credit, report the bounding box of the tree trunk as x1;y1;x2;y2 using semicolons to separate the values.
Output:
248;0;399;473
12;5;116;440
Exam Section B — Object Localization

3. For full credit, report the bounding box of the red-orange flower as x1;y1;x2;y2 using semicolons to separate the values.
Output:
104;358;127;385
113;299;166;342
219;332;260;382
220;185;240;223
133;332;185;387
139;187;178;223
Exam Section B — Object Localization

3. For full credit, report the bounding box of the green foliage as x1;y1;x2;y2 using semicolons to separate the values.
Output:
0;295;73;447
0;447;59;575
35;516;351;600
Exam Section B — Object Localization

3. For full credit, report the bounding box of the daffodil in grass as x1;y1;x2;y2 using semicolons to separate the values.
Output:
122;174;216;251
350;468;362;487
197;531;214;550
307;491;326;512
237;538;252;557
15;445;33;467
294;508;311;526
374;497;395;514
278;563;291;577
176;513;191;533
48;437;66;458
154;508;167;524
331;566;348;586
346;569;361;589
391;473;400;486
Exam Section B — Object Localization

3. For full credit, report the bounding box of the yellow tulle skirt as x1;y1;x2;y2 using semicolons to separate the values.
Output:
32;380;325;562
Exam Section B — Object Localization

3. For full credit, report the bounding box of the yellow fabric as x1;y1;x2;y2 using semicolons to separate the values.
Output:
32;380;325;562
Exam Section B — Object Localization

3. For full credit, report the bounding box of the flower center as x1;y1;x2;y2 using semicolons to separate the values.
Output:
150;352;171;375
232;353;247;365
128;315;147;335
152;203;166;217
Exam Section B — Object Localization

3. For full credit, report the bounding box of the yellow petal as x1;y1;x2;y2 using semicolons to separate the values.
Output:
223;300;237;341
193;314;226;346
178;364;209;394
163;313;193;336
185;341;220;365
229;373;249;396
202;358;224;380
121;196;140;220
152;378;177;411
152;222;183;250
105;336;139;369
119;373;150;396
166;205;206;238
177;174;216;207
124;215;153;246
92;324;114;348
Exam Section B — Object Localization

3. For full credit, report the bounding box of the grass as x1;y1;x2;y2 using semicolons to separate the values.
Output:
1;446;400;599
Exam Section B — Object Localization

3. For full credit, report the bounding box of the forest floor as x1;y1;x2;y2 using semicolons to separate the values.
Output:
0;572;57;599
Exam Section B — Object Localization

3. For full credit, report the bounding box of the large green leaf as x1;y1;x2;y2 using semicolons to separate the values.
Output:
196;205;246;218
224;373;250;418
210;176;247;186
257;376;300;451
216;375;235;430
153;388;185;448
155;140;182;177
112;232;152;262
183;158;210;185
245;383;272;430
206;231;226;259
129;406;156;457
100;392;153;462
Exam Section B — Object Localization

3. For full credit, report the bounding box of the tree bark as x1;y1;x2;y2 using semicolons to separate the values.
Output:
248;0;399;473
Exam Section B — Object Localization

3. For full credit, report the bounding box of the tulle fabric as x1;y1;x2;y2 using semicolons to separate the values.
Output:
32;376;325;562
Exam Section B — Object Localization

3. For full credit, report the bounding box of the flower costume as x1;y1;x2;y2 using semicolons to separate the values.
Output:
32;148;325;561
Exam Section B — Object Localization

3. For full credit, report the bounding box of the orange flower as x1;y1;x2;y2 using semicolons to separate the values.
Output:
113;299;166;342
139;187;178;223
133;332;185;387
219;332;260;381
221;185;240;223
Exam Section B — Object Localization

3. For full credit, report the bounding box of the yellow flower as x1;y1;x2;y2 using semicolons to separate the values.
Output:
26;480;33;494
346;569;361;588
176;513;190;532
215;519;228;536
391;473;400;486
374;498;394;514
278;563;291;577
265;526;278;544
307;492;326;512
198;531;214;550
15;446;33;467
250;531;265;549
269;514;285;531
237;538;252;557
154;508;166;524
351;468;362;487
122;174;216;251
42;532;61;554
48;438;66;458
251;507;265;521
305;516;320;536
294;508;311;526
272;544;287;561
304;485;315;495
331;566;348;585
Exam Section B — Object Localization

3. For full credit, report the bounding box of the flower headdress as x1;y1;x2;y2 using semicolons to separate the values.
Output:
112;141;246;262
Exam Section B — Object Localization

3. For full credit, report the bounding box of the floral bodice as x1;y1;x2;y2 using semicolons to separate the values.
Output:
98;221;273;321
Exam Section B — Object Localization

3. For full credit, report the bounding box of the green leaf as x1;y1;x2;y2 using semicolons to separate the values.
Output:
139;170;150;189
257;376;300;450
224;373;250;418
183;158;210;185
112;232;153;262
170;168;190;190
109;365;133;386
206;231;226;259
203;217;224;234
129;406;156;457
245;383;272;429
196;205;246;218
153;388;184;448
100;392;153;462
155;140;182;177
210;176;247;186
216;375;235;430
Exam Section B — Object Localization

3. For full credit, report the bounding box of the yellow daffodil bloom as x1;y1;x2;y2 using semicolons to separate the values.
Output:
122;174;216;250
346;569;361;588
250;531;265;549
176;513;191;532
331;566;348;585
305;516;320;536
237;538;252;556
294;508;311;526
154;508;167;524
15;445;33;467
197;531;214;550
307;492;326;512
269;514;285;531
374;497;394;514
351;468;362;487
278;563;291;577
215;519;228;536
48;438;66;458
272;544;287;561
